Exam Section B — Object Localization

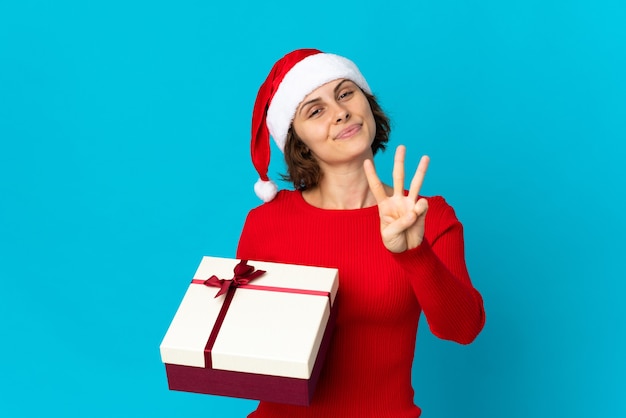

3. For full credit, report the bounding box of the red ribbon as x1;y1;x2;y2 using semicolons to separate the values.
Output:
190;259;331;369
195;259;266;298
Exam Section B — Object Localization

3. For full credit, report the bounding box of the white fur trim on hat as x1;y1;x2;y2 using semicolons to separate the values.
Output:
266;53;371;152
254;178;278;202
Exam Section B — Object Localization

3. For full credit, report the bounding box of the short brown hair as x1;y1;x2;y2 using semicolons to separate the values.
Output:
281;92;390;190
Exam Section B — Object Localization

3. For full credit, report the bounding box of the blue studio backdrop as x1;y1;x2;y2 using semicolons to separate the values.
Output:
1;1;624;417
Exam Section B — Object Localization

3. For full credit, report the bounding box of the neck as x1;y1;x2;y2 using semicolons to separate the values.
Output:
303;159;380;210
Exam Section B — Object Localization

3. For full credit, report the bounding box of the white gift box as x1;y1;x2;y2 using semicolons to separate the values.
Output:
160;256;339;405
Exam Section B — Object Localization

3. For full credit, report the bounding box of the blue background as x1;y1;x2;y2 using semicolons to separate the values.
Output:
1;1;624;417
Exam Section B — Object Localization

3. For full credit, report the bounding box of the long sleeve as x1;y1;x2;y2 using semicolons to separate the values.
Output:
392;196;485;344
233;191;484;418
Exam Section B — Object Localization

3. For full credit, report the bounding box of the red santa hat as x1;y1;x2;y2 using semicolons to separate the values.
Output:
250;48;372;202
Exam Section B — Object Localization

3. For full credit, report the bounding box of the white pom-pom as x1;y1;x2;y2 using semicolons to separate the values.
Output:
254;178;278;202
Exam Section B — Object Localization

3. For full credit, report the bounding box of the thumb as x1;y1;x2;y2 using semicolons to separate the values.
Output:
382;210;417;239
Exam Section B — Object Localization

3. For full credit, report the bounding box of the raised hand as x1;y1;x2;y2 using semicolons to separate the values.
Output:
364;145;430;253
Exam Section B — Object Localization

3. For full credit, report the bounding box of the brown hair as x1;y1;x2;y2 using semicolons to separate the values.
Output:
281;91;390;190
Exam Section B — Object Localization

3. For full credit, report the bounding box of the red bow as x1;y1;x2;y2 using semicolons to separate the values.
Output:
203;260;266;298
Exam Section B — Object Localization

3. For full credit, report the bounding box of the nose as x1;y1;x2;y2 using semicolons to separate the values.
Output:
335;106;350;123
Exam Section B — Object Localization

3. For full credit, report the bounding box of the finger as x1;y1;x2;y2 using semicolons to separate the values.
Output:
392;145;406;196
413;198;429;218
381;210;417;243
363;159;388;204
412;199;429;240
408;155;430;201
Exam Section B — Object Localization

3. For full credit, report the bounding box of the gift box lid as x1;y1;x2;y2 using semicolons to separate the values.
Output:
160;256;338;379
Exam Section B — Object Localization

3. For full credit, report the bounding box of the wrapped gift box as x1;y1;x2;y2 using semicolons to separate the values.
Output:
160;256;339;406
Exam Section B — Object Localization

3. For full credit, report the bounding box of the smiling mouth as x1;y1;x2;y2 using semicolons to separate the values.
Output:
335;124;362;140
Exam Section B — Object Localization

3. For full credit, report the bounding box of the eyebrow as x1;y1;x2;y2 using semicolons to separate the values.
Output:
297;79;354;117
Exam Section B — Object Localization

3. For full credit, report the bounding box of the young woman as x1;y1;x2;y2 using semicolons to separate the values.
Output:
236;48;485;418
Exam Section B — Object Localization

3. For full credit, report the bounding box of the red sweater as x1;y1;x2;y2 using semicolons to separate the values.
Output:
236;190;485;417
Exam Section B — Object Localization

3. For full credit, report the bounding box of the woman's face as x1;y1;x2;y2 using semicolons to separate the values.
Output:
292;79;376;167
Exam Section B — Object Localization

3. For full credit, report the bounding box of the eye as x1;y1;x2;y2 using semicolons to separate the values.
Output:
338;89;354;100
308;107;323;118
